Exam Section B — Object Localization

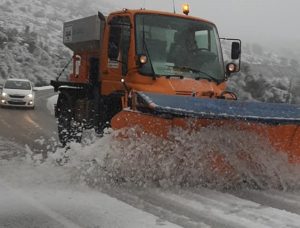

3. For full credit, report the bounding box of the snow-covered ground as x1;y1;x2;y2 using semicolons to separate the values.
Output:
46;93;57;116
2;134;300;228
0;140;182;228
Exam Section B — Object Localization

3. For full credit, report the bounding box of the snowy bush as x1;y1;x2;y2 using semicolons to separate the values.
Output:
0;31;8;45
33;9;45;18
228;63;299;104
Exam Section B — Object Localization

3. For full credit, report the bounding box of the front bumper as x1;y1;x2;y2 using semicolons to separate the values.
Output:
1;96;34;108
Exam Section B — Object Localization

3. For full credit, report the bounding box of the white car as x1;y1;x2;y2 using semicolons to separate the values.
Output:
0;79;35;109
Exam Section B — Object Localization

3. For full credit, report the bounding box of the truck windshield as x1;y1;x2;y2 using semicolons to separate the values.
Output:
135;14;225;82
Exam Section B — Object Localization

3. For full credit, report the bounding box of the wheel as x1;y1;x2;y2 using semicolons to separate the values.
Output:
57;93;82;146
93;96;109;136
93;96;122;136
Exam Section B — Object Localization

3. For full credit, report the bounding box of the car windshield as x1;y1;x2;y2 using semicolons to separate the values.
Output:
4;80;31;90
135;14;225;82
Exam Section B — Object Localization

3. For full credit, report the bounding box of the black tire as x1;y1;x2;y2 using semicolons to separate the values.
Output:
57;93;82;146
93;96;122;136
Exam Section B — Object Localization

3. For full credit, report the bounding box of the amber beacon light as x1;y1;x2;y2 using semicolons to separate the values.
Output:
182;3;190;15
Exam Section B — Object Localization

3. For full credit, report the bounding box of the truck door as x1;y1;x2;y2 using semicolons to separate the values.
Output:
107;16;131;77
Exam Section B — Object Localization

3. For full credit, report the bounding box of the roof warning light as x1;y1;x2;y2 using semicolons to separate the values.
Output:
182;3;190;15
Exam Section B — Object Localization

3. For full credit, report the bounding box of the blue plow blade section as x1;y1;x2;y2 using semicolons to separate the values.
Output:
136;92;300;125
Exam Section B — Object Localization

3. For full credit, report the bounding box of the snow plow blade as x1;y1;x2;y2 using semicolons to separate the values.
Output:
112;92;300;163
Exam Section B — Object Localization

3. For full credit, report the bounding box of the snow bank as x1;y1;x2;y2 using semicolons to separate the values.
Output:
34;86;54;91
47;94;58;115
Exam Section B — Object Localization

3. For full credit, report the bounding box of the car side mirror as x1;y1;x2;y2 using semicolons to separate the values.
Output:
231;42;241;60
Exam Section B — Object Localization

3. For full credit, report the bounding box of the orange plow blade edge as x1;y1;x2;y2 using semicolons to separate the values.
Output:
111;92;300;164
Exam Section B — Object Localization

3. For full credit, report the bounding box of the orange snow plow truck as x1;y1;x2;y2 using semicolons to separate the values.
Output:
51;7;300;163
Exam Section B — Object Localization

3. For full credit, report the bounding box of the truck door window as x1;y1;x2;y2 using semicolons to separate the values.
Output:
108;16;131;75
108;26;121;60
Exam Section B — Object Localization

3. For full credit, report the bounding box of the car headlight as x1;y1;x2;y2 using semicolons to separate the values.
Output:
1;92;7;97
27;93;33;98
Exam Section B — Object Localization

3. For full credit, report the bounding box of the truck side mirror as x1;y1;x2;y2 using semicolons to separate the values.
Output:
231;42;241;60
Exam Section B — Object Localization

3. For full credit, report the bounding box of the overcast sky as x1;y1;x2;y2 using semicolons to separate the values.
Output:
105;0;300;49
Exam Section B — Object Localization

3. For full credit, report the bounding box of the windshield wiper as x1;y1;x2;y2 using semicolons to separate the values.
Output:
174;66;219;83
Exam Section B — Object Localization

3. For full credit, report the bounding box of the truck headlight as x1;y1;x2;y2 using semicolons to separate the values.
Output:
1;92;7;97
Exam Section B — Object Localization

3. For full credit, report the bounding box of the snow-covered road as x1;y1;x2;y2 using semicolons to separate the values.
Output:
0;88;300;228
0;159;181;228
2;154;300;228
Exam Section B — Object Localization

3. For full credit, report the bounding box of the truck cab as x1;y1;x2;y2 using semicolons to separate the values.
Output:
101;9;235;96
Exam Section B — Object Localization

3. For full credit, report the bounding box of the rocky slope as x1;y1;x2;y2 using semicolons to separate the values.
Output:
226;43;300;103
0;0;111;85
0;0;299;103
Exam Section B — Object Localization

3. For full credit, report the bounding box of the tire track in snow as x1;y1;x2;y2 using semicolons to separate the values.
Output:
101;187;235;228
92;185;210;228
177;189;300;228
232;189;300;216
106;186;300;228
